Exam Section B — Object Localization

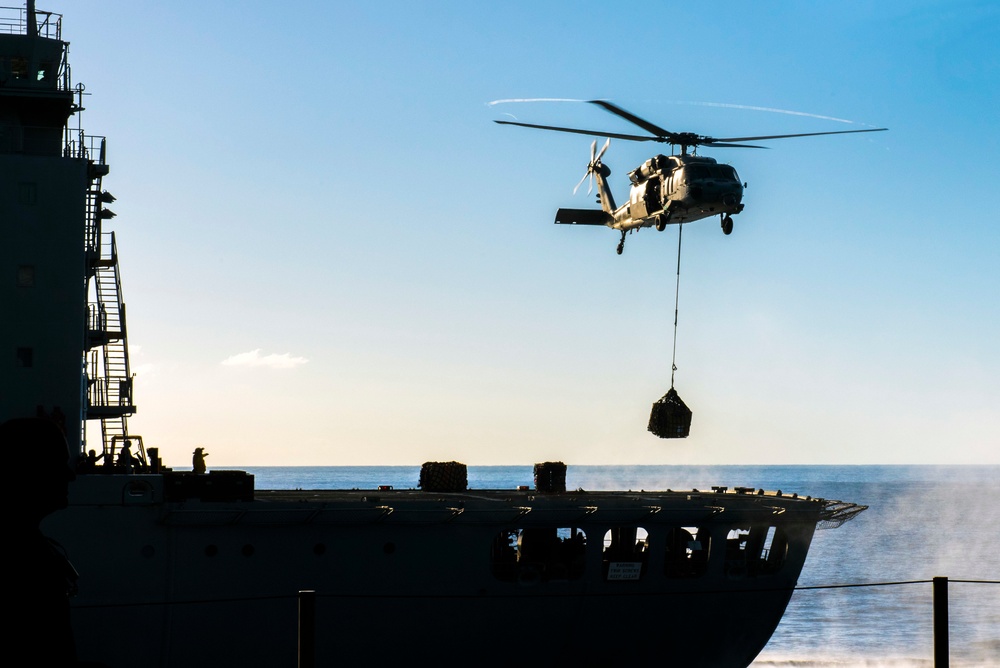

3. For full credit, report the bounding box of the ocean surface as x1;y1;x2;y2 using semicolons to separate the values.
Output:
239;464;1000;667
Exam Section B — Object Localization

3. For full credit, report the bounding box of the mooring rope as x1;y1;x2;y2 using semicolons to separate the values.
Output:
670;223;684;389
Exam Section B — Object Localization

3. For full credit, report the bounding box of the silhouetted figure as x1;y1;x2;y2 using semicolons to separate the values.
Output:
0;417;78;666
116;440;134;473
192;447;208;474
76;449;102;473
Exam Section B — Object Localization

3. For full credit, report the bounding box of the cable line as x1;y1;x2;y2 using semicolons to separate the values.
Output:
670;222;683;389
648;223;693;439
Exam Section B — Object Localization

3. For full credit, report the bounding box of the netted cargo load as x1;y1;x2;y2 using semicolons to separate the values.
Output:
648;387;692;439
818;500;869;529
533;461;567;493
418;461;468;493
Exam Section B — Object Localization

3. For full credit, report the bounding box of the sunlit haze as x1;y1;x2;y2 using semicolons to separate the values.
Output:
47;1;1000;466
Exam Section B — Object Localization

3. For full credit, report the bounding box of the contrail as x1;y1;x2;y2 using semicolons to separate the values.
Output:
486;97;874;127
666;101;866;126
487;98;585;106
488;98;880;128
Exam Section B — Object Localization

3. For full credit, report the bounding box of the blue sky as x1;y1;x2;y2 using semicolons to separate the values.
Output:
45;1;999;465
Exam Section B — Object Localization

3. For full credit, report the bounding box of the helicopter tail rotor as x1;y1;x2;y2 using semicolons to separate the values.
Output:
573;138;611;195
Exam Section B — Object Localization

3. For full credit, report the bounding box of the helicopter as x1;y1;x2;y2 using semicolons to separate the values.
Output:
496;100;887;254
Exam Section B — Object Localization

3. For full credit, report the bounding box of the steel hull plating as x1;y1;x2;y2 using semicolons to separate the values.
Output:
45;474;824;667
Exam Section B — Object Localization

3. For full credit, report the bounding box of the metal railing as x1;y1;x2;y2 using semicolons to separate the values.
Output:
0;125;96;157
0;5;62;39
86;303;108;336
64;131;106;161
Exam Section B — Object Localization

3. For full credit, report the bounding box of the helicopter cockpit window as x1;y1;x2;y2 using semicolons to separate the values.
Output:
711;165;739;182
683;165;710;182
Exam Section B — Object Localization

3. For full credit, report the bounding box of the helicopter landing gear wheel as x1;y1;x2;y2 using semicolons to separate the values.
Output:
655;213;669;232
616;230;626;255
722;215;734;236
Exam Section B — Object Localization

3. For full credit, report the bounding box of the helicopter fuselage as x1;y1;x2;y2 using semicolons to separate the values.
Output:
609;154;744;232
498;97;885;254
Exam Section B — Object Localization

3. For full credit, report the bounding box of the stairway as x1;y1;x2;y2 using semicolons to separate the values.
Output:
85;231;136;461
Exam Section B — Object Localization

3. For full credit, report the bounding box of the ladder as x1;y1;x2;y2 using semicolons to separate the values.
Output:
81;137;139;465
86;231;136;461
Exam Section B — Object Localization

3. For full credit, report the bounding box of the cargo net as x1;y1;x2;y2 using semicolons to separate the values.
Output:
648;388;692;439
419;461;468;493
533;461;567;493
817;500;869;529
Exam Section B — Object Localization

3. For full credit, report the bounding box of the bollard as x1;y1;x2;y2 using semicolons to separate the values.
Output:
298;589;316;668
933;576;948;668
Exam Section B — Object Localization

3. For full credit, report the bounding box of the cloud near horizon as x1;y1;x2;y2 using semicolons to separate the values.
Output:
221;349;308;370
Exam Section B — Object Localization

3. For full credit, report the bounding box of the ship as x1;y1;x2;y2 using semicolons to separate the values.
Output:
3;4;866;666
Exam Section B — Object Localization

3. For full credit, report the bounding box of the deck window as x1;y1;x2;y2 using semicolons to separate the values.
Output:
664;526;710;578
37;61;54;82
11;57;27;79
724;525;788;578
602;526;649;581
491;527;587;583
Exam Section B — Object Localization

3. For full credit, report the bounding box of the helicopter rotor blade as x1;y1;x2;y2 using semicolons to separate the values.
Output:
496;105;887;152
700;142;770;149
595;137;611;162
494;120;657;143
572;169;595;196
588;100;672;138
573;140;594;195
709;127;888;143
572;138;606;195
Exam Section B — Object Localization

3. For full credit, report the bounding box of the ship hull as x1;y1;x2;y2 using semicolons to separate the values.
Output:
44;473;827;667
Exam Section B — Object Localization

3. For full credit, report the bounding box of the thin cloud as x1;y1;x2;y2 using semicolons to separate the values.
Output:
221;349;308;370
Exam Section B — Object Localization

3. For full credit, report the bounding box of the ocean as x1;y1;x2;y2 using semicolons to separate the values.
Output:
239;464;1000;667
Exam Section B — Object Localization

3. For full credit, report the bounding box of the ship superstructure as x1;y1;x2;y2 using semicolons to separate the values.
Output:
2;1;138;466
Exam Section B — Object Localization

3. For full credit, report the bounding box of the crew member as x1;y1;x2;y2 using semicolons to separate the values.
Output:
193;447;208;474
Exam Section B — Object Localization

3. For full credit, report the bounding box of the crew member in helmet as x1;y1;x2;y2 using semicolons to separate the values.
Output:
192;447;208;474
